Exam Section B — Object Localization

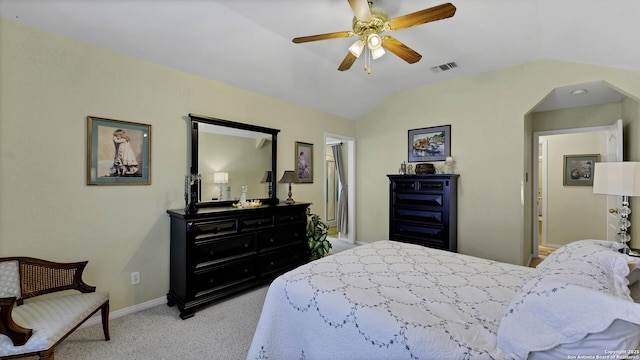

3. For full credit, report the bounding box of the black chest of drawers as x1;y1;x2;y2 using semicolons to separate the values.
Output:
167;203;310;319
388;174;458;252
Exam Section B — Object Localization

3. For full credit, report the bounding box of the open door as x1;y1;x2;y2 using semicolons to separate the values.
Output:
604;119;623;241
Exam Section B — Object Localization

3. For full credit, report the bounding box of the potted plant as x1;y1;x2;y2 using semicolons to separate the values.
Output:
306;209;331;260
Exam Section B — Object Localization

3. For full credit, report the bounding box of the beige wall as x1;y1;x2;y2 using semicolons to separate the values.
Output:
0;19;355;311
356;59;640;265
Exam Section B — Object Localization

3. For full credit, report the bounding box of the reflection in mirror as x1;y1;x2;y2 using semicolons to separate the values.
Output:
198;124;273;201
189;113;279;207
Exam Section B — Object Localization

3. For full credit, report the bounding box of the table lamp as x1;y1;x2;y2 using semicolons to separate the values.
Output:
213;172;228;200
593;162;640;254
278;170;298;204
260;171;272;197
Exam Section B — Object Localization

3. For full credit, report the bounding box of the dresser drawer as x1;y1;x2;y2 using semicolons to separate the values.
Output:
391;234;448;250
190;220;237;240
393;192;444;207
392;208;444;225
391;222;445;241
260;245;307;276
193;258;258;297
276;211;306;225
240;216;274;231
193;233;257;267
416;180;445;191
258;225;305;251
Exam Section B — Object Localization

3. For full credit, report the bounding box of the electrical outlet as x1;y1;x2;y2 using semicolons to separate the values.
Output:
131;272;140;285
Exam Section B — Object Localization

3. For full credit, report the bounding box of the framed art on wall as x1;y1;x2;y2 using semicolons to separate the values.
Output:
295;141;313;183
408;125;451;162
563;154;599;186
87;116;151;185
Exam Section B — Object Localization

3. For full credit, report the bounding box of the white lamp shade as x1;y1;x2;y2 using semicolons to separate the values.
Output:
213;172;228;184
593;162;640;196
348;39;365;58
370;46;386;60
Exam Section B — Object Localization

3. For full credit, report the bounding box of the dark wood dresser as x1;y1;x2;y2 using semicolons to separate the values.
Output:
166;202;310;319
388;174;459;252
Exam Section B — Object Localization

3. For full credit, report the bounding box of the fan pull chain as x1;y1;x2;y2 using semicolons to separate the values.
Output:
363;46;372;74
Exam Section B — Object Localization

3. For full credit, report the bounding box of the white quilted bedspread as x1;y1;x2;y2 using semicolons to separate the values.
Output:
247;240;533;360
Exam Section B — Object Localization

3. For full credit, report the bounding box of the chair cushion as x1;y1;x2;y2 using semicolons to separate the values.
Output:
0;261;21;298
0;291;108;356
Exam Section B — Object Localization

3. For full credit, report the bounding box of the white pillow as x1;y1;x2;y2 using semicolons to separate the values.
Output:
497;247;640;359
536;239;624;271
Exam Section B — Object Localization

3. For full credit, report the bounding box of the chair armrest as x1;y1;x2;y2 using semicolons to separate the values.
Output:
0;297;33;346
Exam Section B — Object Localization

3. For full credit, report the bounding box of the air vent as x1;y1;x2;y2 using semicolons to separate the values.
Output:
430;62;458;73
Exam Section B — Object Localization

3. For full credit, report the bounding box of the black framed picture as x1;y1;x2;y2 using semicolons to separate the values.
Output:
563;154;599;186
87;116;151;185
408;125;451;162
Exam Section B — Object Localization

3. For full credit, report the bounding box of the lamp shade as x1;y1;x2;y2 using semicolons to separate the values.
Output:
260;171;272;183
593;162;640;196
278;170;297;184
348;39;365;58
213;172;228;184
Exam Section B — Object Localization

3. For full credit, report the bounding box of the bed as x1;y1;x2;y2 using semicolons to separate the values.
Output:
247;240;640;359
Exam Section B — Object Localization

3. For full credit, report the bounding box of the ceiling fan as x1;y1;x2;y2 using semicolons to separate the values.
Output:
292;0;456;72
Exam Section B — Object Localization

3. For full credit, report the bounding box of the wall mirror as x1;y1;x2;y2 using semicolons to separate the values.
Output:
189;113;279;206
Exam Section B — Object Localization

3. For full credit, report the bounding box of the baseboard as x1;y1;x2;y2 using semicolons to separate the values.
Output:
81;295;167;328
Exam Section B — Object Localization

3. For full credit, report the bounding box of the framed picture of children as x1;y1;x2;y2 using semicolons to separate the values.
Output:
87;116;151;185
295;141;313;183
563;154;599;186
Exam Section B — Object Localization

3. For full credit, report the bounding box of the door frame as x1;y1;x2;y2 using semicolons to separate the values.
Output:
324;132;356;244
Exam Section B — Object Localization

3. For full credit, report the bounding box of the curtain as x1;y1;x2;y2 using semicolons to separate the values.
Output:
331;144;348;234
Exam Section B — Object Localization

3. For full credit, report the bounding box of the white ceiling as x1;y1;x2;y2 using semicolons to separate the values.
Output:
1;0;638;120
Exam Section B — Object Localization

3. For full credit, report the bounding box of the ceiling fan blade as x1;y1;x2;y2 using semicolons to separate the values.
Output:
338;52;358;71
386;3;456;31
381;36;422;64
348;0;372;21
292;31;354;44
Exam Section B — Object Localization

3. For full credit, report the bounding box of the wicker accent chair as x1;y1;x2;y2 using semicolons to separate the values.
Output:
0;257;109;360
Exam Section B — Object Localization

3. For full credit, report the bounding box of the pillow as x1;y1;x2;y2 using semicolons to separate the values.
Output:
628;259;640;286
536;239;624;272
0;260;21;298
497;248;640;359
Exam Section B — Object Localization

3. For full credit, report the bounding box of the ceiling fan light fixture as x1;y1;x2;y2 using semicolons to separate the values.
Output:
367;33;382;49
370;46;386;60
348;39;365;58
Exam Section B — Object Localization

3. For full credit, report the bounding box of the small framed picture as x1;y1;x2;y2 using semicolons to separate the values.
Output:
87;116;151;185
563;154;599;186
295;141;313;183
408;125;451;162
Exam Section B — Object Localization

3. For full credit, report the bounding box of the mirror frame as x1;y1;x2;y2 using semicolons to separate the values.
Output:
189;113;280;207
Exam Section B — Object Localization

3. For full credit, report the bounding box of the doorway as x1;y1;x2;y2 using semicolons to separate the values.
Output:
324;133;356;244
532;120;622;258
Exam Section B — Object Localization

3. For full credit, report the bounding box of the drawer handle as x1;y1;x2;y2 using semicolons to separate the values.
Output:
244;243;249;248
214;227;221;233
244;268;249;273
209;250;215;255
270;261;274;266
269;238;274;243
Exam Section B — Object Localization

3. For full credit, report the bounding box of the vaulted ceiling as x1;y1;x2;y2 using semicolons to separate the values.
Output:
1;0;639;120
